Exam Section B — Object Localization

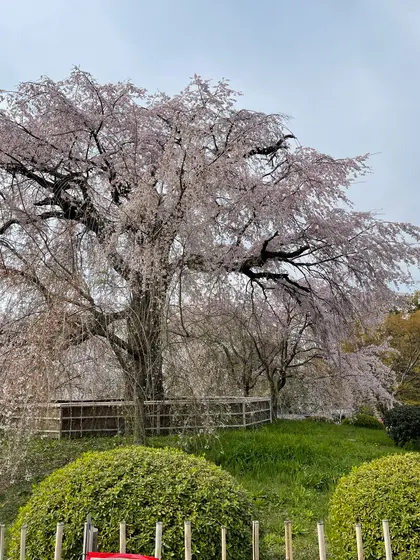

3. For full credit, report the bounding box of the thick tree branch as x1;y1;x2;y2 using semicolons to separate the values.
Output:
245;135;295;158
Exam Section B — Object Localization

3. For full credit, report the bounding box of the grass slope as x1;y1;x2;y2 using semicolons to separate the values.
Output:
0;420;402;559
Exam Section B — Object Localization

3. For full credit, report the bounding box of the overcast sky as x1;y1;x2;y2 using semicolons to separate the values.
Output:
0;0;417;224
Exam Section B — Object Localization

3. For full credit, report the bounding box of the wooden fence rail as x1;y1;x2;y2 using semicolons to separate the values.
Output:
8;517;397;560
6;397;272;439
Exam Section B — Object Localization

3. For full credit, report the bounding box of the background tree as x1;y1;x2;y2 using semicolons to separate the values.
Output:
1;70;420;440
383;294;420;403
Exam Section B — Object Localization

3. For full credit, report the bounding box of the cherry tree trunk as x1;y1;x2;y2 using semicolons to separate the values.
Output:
125;288;165;443
268;370;287;419
269;379;279;419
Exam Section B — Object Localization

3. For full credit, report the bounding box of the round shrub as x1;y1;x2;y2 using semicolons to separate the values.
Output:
384;405;420;446
304;415;334;424
329;453;420;559
9;446;254;560
341;413;384;430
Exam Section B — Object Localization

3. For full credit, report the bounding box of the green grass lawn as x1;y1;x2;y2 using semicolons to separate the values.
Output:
0;420;404;559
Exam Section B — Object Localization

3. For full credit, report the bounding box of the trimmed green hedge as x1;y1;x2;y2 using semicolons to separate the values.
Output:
329;453;420;559
341;413;384;430
9;446;254;560
304;415;334;424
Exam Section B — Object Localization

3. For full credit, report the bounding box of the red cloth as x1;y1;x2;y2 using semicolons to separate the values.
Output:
87;553;157;560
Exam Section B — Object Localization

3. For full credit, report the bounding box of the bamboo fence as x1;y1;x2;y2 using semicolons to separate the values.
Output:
6;397;272;439
7;516;397;560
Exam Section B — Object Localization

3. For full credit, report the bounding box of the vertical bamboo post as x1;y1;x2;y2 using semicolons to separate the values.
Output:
120;522;126;554
383;520;393;560
317;521;326;560
0;524;5;560
355;523;364;560
252;521;259;560
221;526;227;560
54;523;64;560
92;528;98;553
88;526;94;553
285;520;293;560
82;522;89;558
83;514;92;559
155;522;163;560
184;521;192;560
20;524;27;560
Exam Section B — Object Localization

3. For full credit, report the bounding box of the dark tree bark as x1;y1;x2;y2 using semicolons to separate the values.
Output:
268;368;287;418
122;288;165;442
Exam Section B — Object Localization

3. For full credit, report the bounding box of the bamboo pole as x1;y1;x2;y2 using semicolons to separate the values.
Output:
184;521;192;560
221;526;227;560
252;521;259;560
355;523;364;560
20;524;27;560
92;528;98;553
83;515;92;559
88;526;94;553
383;520;393;560
54;523;64;560
0;524;5;560
285;520;293;560
317;521;326;560
120;522;126;554
82;522;89;558
155;522;163;560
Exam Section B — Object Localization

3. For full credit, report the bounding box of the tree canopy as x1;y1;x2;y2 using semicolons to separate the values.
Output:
0;69;419;438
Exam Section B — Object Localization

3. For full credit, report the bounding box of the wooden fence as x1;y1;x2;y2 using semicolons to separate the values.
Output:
7;516;397;560
11;397;272;439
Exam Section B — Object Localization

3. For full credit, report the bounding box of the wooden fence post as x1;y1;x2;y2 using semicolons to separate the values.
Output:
91;528;98;553
0;524;5;560
221;526;227;560
58;405;63;440
156;408;161;436
355;523;364;560
155;522;163;560
252;521;259;560
242;401;247;428
88;526;94;553
285;520;293;560
317;521;326;560
120;522;126;554
184;521;192;560
20;524;27;560
82;514;93;559
54;522;64;560
383;520;393;560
